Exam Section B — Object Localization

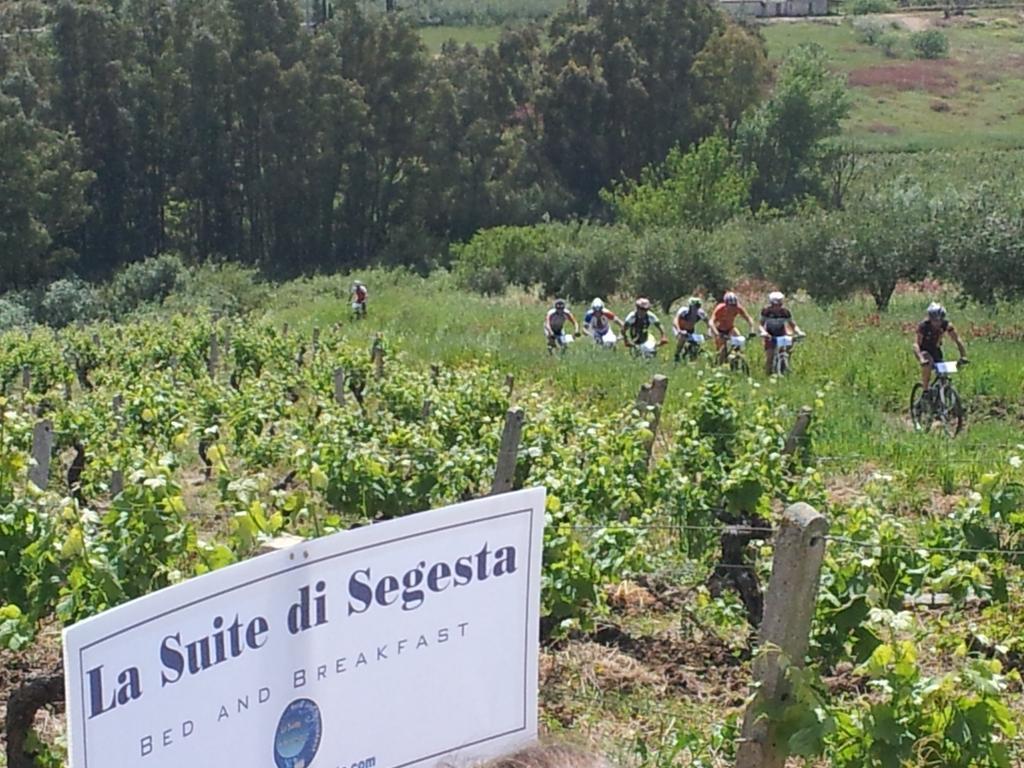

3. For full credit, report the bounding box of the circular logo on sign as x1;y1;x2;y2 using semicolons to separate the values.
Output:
274;698;323;768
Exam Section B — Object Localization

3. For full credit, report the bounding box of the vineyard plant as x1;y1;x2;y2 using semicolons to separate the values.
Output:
1;273;1023;766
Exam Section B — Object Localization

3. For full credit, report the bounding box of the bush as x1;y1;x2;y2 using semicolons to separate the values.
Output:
451;225;559;294
852;17;890;45
878;32;904;57
624;228;729;313
602;136;752;231
163;263;270;317
0;297;32;332
108;253;185;316
38;278;101;328
845;0;895;13
452;223;628;300
910;30;949;59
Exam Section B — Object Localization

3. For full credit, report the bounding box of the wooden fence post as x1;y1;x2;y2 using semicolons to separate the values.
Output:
312;327;320;354
372;335;385;379
505;373;515;399
430;364;440;385
636;374;668;463
736;503;829;768
783;406;813;457
20;366;30;395
207;333;219;378
29;419;53;489
333;368;346;406
421;400;433;420
110;395;124;497
491;407;525;495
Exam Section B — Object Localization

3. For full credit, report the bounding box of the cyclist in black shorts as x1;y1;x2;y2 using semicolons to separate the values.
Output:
914;302;967;394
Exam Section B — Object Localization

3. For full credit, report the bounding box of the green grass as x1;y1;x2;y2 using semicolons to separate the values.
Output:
269;270;1024;489
762;11;1024;151
418;24;505;50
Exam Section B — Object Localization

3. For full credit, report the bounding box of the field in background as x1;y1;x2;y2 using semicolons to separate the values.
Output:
417;6;1024;152
763;10;1024;150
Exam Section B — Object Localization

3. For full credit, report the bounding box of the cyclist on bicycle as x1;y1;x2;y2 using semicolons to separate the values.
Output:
351;280;368;316
673;297;708;362
914;302;967;394
583;298;624;341
760;291;804;375
545;298;580;352
709;292;756;365
623;298;666;350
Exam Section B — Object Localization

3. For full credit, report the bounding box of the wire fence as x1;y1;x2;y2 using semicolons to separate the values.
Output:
568;520;1024;560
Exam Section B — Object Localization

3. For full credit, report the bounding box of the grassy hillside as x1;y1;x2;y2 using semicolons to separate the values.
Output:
762;10;1024;150
419;8;1024;152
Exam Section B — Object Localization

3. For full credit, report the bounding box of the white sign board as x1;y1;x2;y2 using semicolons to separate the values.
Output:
64;488;546;768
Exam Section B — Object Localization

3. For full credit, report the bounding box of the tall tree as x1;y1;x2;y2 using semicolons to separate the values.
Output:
737;43;850;211
540;0;735;208
52;0;139;276
0;89;93;287
330;1;432;264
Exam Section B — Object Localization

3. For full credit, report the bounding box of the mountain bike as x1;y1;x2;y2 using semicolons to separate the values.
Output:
351;300;367;320
589;328;618;350
548;332;576;355
769;333;805;376
910;359;967;437
720;333;756;375
630;336;668;360
675;331;707;363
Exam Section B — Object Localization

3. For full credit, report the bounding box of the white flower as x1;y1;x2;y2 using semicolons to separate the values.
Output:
1009;455;1022;469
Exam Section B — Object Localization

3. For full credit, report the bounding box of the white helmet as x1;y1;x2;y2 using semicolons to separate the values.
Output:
769;291;784;305
591;298;604;312
724;292;738;306
927;302;945;319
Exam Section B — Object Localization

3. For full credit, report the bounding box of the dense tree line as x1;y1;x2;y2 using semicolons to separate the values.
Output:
0;0;768;287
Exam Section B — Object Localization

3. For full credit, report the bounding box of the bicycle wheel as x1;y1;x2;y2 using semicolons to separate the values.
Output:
772;350;787;376
938;384;964;437
731;354;749;376
909;383;927;431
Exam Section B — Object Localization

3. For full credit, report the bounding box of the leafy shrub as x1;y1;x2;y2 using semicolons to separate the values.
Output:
163;263;270;317
910;29;949;59
845;0;895;13
0;297;32;331
108;253;185;316
934;184;1024;304
878;31;904;57
452;223;627;300
452;225;559;294
603;136;752;231
38;277;101;328
624;228;729;312
852;17;890;45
